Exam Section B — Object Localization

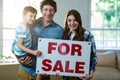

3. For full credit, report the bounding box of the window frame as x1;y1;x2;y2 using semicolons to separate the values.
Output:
90;0;120;50
0;0;41;60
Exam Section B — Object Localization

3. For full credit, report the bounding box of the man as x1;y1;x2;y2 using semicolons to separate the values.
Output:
18;0;64;80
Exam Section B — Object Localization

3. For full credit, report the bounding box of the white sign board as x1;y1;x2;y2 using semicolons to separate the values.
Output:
36;38;91;77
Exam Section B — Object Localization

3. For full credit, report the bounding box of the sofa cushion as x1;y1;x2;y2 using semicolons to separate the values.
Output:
92;66;120;80
116;51;120;70
97;51;117;68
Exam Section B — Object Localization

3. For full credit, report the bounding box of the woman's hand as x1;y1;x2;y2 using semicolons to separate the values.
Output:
51;73;60;77
80;70;94;80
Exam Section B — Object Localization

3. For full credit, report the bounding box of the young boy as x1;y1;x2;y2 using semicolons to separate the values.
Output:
12;6;42;80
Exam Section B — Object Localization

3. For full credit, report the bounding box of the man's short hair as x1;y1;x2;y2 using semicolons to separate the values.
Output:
40;0;57;12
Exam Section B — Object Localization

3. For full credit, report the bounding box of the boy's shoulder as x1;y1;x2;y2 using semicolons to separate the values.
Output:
17;23;26;28
16;23;28;31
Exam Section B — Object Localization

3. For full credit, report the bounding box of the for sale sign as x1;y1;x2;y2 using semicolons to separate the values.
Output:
36;38;91;77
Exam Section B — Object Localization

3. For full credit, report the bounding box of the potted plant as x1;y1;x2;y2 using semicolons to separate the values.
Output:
0;54;14;63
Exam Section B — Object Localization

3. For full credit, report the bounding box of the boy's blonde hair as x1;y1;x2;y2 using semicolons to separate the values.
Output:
23;6;37;15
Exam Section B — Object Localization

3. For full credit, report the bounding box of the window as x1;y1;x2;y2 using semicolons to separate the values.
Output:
2;0;41;59
91;0;120;49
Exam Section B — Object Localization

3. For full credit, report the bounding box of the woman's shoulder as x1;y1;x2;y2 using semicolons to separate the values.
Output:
84;30;93;40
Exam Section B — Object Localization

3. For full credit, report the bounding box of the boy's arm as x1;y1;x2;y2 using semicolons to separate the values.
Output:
18;38;34;54
18;38;42;56
17;38;42;66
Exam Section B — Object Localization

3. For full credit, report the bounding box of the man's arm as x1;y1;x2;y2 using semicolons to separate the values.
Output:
18;56;32;66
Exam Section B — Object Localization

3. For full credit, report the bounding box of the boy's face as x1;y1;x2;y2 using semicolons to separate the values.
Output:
41;5;55;22
23;11;37;25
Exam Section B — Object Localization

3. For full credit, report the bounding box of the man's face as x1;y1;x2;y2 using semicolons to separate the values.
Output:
41;5;55;22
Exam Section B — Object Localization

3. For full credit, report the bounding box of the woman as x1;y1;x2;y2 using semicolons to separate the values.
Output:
62;9;97;80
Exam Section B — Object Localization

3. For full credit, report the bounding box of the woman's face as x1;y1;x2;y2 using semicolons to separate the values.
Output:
67;15;79;32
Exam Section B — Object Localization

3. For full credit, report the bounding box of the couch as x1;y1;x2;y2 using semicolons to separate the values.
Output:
0;63;19;80
92;50;120;80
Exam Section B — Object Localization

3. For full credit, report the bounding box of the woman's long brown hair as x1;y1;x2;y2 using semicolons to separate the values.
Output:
63;9;86;41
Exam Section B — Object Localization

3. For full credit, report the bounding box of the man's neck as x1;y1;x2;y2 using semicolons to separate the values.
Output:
42;18;52;26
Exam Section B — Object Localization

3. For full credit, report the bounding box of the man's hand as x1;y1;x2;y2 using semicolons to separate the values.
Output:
18;56;32;66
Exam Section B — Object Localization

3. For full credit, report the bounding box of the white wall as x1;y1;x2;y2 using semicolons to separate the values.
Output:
54;0;91;30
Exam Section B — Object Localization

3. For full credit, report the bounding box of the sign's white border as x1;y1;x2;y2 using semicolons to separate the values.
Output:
36;38;91;77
